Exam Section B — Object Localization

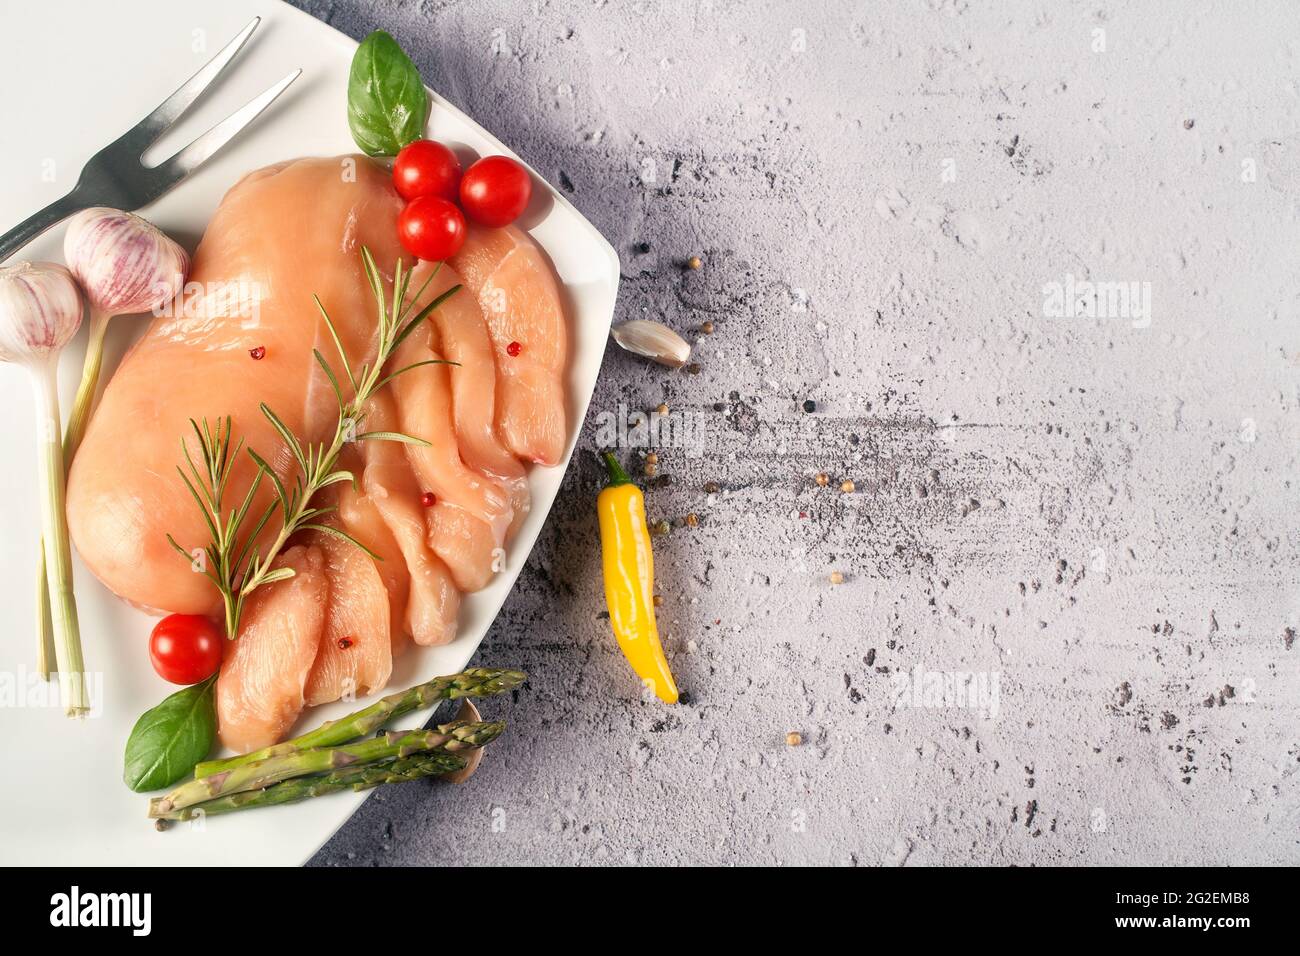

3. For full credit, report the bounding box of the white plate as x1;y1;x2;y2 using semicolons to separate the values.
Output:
0;0;617;865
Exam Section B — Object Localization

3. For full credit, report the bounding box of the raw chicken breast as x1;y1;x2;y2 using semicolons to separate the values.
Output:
216;546;326;753
425;500;501;595
358;392;461;645
303;526;392;706
334;445;410;656
390;334;510;592
68;156;406;615
449;225;569;466
412;260;530;533
64;154;574;752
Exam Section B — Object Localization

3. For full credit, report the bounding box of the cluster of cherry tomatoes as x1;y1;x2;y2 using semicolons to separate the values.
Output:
393;140;533;262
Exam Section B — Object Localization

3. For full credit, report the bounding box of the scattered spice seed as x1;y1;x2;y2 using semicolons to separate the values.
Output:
644;462;657;476
249;345;266;360
687;255;702;270
506;340;522;356
786;731;803;747
703;481;719;493
420;492;436;507
645;452;658;465
656;403;669;415
713;401;726;412
684;512;699;527
650;519;671;536
840;479;855;493
802;399;816;413
337;636;355;649
686;362;701;374
829;571;844;585
700;320;714;334
814;472;829;487
652;594;663;607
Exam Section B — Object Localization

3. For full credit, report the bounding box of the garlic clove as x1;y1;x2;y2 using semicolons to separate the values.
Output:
611;319;691;368
63;207;189;316
0;262;84;365
441;699;486;785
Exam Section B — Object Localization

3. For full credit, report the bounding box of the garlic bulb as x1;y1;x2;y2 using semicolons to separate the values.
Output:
58;208;190;471
63;207;189;316
611;319;691;368
0;262;83;365
0;261;88;715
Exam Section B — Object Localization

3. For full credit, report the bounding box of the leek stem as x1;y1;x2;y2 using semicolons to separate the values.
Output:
63;308;110;460
35;308;108;681
36;551;55;679
31;356;87;716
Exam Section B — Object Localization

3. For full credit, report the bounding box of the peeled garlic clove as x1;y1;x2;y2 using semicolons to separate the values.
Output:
611;319;691;368
0;262;84;365
441;699;486;785
63;207;189;316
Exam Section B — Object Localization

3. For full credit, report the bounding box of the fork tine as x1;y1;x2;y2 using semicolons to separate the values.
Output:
119;17;262;154
150;70;302;185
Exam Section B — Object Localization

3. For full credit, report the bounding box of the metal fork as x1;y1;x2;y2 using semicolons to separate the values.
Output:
0;17;300;263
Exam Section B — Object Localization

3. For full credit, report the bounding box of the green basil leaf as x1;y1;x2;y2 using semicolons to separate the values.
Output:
347;31;429;156
123;676;217;793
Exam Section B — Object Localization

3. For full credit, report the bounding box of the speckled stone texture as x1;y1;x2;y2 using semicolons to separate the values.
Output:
303;0;1300;866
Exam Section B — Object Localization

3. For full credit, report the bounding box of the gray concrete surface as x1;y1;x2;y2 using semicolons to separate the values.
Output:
303;0;1300;866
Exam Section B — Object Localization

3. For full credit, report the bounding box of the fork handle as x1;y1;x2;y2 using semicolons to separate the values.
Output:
0;188;95;265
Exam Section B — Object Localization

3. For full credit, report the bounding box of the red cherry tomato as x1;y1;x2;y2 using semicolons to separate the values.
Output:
398;196;467;261
392;139;462;202
459;155;532;227
149;614;223;685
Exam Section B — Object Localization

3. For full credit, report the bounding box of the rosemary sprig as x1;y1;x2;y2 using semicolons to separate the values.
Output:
166;417;274;637
167;249;461;638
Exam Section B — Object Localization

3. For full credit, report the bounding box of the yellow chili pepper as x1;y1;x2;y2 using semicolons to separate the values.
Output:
597;451;679;704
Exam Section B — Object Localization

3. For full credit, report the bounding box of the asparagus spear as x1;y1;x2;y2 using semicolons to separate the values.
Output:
153;752;467;823
193;667;525;777
150;720;503;818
